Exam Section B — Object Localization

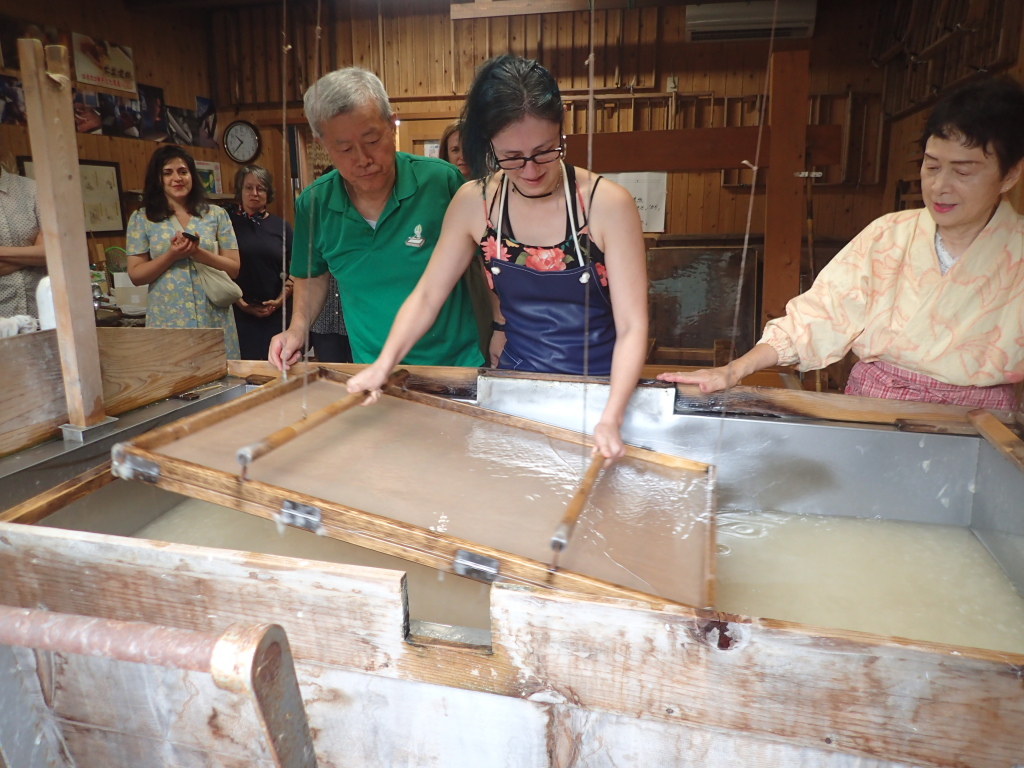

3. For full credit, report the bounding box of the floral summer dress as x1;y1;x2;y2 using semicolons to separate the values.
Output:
126;205;241;359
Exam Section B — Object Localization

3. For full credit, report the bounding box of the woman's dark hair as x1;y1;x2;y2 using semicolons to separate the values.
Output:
460;55;564;180
921;76;1024;177
439;121;463;163
141;145;208;222
233;164;276;205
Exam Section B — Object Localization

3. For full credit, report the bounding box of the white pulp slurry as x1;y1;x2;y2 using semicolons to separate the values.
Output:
715;511;1024;654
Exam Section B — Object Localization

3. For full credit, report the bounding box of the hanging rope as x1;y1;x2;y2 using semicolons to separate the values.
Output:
581;4;596;466
280;0;291;381
714;0;781;462
301;0;325;417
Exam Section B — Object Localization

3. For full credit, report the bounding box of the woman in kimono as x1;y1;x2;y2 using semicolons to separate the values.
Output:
660;77;1024;408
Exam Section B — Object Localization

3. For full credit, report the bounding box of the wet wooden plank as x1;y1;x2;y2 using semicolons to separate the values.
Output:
969;409;1024;476
0;328;227;459
2;522;1021;767
491;588;1024;768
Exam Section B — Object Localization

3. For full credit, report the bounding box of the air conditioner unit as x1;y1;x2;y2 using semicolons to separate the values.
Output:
685;0;817;42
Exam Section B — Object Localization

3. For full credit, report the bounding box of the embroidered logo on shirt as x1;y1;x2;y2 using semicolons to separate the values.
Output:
405;224;425;248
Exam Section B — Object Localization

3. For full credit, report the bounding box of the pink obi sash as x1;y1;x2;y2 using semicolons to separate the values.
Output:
845;360;1015;410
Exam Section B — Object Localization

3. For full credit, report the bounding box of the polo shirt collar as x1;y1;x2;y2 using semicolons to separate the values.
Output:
325;152;419;215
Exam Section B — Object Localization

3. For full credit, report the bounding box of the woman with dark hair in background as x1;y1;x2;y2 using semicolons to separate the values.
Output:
126;145;241;358
439;121;471;180
660;76;1024;407
229;165;293;360
439;119;494;359
349;55;649;461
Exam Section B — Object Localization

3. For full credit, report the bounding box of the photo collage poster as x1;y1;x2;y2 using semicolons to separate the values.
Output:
4;15;218;150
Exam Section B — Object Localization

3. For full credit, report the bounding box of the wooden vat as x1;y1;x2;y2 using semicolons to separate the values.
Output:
1;486;1023;767
2;371;1023;766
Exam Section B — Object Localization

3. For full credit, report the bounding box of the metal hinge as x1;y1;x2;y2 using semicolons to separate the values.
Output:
111;450;160;484
453;549;500;584
277;500;323;534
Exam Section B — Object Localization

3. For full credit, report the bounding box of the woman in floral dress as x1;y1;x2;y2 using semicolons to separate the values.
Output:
126;146;241;359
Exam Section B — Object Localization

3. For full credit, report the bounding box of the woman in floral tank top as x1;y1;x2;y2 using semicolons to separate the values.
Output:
349;55;649;462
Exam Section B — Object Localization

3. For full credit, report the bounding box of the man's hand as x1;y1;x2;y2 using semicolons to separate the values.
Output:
269;326;308;371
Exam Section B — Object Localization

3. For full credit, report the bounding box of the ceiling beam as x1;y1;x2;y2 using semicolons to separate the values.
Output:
451;0;681;21
563;124;841;173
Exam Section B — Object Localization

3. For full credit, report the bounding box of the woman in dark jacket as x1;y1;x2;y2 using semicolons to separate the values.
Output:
228;165;293;360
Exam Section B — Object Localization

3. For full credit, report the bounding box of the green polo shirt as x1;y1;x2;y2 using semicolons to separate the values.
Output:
291;153;483;367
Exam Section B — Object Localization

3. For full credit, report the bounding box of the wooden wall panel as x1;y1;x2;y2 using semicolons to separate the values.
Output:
885;4;1024;218
204;0;898;241
0;0;246;256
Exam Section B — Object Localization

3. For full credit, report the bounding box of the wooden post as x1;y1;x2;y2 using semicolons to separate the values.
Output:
19;40;106;428
761;49;809;331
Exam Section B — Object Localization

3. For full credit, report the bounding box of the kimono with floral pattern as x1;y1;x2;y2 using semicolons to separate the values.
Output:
761;200;1024;386
125;205;241;359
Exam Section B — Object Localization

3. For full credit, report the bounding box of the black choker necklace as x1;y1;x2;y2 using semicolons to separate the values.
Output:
511;182;553;199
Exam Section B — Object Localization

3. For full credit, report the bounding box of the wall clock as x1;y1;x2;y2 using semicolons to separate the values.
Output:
223;120;262;164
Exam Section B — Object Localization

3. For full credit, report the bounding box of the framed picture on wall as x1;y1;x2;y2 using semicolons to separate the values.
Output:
194;160;223;195
17;156;126;236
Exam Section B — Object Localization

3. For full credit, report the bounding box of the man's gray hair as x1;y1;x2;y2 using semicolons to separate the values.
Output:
304;67;392;139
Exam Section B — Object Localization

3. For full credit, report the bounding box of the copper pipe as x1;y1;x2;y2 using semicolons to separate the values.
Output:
0;605;219;672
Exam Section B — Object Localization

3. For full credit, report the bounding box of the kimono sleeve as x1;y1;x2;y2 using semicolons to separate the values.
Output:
759;221;879;370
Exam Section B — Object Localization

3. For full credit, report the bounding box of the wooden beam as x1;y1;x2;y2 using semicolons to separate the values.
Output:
225;360;791;397
451;0;676;20
19;41;105;428
969;408;1024;476
674;383;1018;431
761;49;810;331
0;328;227;459
0;462;114;526
564;124;841;173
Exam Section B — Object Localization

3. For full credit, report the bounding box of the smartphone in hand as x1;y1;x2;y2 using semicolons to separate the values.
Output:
181;231;200;244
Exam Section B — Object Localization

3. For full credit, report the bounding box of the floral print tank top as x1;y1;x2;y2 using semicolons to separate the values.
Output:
480;164;607;289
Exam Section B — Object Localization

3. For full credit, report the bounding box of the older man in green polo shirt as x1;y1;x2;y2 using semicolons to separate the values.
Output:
270;67;484;369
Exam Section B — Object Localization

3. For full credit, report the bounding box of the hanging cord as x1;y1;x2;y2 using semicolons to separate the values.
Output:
301;0;324;417
281;0;291;381
582;5;596;466
715;0;780;462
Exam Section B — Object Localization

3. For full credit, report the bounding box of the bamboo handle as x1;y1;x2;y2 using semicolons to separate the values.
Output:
237;369;409;478
550;453;605;556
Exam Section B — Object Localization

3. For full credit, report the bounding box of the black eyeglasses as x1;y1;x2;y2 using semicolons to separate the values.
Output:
490;142;564;170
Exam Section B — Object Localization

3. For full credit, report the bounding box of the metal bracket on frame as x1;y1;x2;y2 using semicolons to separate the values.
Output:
277;500;324;535
110;448;160;484
453;549;500;584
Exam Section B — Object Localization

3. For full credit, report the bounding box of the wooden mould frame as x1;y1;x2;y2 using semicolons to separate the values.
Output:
110;367;718;609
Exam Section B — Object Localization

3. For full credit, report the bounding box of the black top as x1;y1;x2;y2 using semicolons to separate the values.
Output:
229;209;293;303
485;164;605;270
